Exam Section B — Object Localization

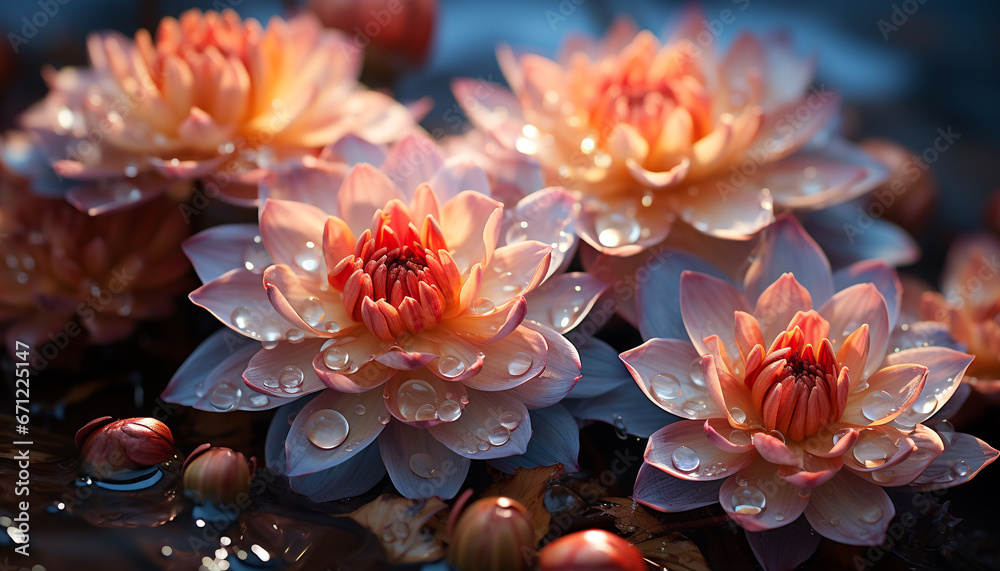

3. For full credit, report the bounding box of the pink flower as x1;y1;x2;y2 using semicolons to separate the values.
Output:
76;416;175;478
163;133;587;500
919;235;1000;397
18;9;422;214
620;216;997;554
306;0;437;68
0;160;191;359
453;11;886;256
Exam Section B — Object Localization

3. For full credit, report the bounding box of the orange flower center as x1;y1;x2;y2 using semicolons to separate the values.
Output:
327;203;462;341
744;327;849;441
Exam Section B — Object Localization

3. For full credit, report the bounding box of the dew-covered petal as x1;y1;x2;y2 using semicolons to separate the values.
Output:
284;388;387;476
720;458;809;532
428;389;531;460
489;405;580;473
524;272;607;334
883;347;973;430
744;215;833;307
502;321;580;408
183;224;262;283
477;241;552;306
620;338;722;419
853;424;944;487
804;471;894;546
818;283;890;379
633;462;724;513
908;432;999;491
646;421;755;481
841;364;926;426
243;338;329;397
190;268;294;342
379;421;470;500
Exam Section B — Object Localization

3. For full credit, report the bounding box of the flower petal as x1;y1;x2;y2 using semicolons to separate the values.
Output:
853;424;944;487
818;283;890;379
680;271;752;361
190;268;295;342
804;471;894;546
721;458;809;532
753;273;813;343
428;389;532;460
909;432;999;491
336;163;406;235
259;198;328;278
833;260;901;332
263;264;350;336
284;388;387;476
564;383;682;439
379;132;447;199
645;421;755;481
439;190;504;272
183;224;262;283
524;272;608;334
568;336;632;399
463;325;547;391
428;156;491;203
379;421;470;500
289;440;387;502
636;249;731;341
633;462;724;513
620;338;722;420
505;322;581;409
243;339;329;397
504;187;578;275
489;405;581;473
259;157;347;215
477;241;552;306
744;516;821;571
744;215;833;307
841;364;926;425
884;347;974;430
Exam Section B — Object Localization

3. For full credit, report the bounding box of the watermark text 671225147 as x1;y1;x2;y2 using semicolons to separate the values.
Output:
10;341;33;557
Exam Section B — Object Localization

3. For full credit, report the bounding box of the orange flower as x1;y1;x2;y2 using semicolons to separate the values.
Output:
19;9;421;213
454;11;886;255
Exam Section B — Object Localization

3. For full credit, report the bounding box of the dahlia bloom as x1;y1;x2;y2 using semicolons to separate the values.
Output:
18;9;421;214
919;234;1000;397
620;216;996;555
453;11;886;256
0;161;190;358
163;133;590;500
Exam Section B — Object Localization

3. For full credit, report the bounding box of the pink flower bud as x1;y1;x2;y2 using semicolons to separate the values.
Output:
182;444;255;505
75;416;174;479
538;529;647;571
447;497;536;571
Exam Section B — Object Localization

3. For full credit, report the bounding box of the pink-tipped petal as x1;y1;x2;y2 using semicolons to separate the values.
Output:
818;283;891;379
182;224;262;283
524;272;608;334
477;241;552;306
336;163;406;235
645;421;755;481
428;389;531;460
841;364;927;425
753;273;813;343
190;268;294;342
833;260;902;330
720;458;809;532
243;339;329;397
853;424;944;487
680;271;752;361
744;215;834;307
804;471;894;546
909;432;999;491
505;322;581;409
620;338;722;419
259;199;329;277
439;190;504;271
883;347;974;430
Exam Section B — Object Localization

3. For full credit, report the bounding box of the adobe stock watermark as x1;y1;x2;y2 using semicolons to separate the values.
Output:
6;0;71;53
877;0;930;41
843;126;960;243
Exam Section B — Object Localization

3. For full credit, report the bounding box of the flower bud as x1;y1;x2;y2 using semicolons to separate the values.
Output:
447;496;536;571
182;444;255;505
76;416;174;479
861;138;937;234
538;529;647;571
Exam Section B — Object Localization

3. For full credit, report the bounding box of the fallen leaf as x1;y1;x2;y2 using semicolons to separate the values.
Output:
346;494;448;564
596;497;666;542
632;533;712;571
483;464;565;542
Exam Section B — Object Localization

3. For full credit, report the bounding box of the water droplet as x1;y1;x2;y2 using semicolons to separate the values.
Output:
262;375;279;389
505;222;530;244
774;512;785;522
508;352;533;376
409;453;438;478
322;343;350;371
689;358;705;386
852;429;896;468
194;382;206;397
294;246;319;272
477;441;490;451
935;420;957;446
828;517;840;527
379;414;391;425
298;298;325;327
650;373;681;402
469;298;495;315
731;486;766;515
249;393;269;407
231;307;252;331
322;320;340;333
861;505;883;523
354;404;366;415
488;425;511;446
911;393;937;415
438;355;466;378
951;459;969;478
499;410;520;430
768;429;785;443
550;289;586;330
437;400;462;422
305;409;349;449
279;365;304;393
871;469;896;484
460;395;470;405
124;161;139;178
862;390;895;421
595;213;640;248
671;446;700;472
729;407;747;424
209;382;241;412
397;379;438;421
729;430;752;446
285;328;305;343
681;398;708;416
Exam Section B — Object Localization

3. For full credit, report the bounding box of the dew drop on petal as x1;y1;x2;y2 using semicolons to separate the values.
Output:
828;517;840;527
305;409;349;449
397;380;438;421
285;328;305;343
415;403;437;421
731;486;766;515
595;212;640;248
852;429;896;468
194;382;206;398
773;512;785;522
681;398;708;416
689;358;706;386
322;343;350;371
729;407;747;424
298;297;325;327
469;298;495;315
242;242;271;273
378;413;391;425
409;453;438;478
488;426;510;446
550;289;586;330
279;365;304;393
262;375;279;389
478;441;490;451
437;400;462;422
354;404;366;416
499;410;520;430
862;390;895;421
861;505;883;524
249;393;269;407
729;430;752;446
911;393;938;415
650;373;681;402
294;246;319;272
671;446;700;472
231;307;251;331
209;382;241;412
871;469;896;484
935;420;957;446
508;352;533;376
951;459;969;478
438;355;466;379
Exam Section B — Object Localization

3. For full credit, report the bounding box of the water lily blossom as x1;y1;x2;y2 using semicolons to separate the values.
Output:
163;134;585;500
18;9;421;213
454;11;886;256
621;216;997;563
